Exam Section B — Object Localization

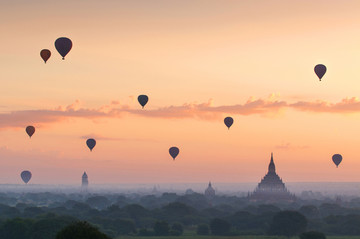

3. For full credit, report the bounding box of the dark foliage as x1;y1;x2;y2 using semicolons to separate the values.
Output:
153;220;169;236
210;218;231;235
300;231;326;239
171;222;183;235
197;223;210;235
55;221;111;239
0;218;33;239
268;210;307;237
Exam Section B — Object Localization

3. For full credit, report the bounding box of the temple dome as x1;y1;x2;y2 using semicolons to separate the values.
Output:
205;182;215;197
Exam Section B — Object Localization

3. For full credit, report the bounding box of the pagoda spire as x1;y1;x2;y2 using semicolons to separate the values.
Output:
268;152;276;173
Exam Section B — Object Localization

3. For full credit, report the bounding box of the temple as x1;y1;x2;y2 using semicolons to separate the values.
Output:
249;153;295;202
205;182;215;198
81;172;88;192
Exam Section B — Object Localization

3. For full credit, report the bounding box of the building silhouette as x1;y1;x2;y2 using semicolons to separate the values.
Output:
249;153;295;202
205;181;215;198
81;171;88;192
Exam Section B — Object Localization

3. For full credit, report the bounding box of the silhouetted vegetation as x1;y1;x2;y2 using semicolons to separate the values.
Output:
0;191;360;238
56;221;111;239
300;231;326;239
268;211;307;237
196;223;210;235
210;218;231;235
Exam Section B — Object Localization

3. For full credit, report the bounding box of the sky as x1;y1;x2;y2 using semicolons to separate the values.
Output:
1;0;360;184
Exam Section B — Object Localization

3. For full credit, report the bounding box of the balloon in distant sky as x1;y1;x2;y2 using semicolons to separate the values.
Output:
26;126;35;138
21;170;32;184
224;117;234;129
138;95;149;108
40;49;51;63
169;147;179;160
55;37;72;60
332;154;342;168
86;138;96;151
314;64;327;81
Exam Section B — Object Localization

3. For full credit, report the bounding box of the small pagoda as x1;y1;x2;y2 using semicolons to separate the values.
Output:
205;182;215;198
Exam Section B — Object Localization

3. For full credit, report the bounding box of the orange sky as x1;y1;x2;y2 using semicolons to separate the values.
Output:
1;0;360;184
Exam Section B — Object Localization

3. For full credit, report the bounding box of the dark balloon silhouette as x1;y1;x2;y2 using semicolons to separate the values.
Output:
138;95;149;109
40;49;51;63
26;126;35;138
55;37;72;60
224;117;234;129
21;170;32;184
332;154;342;168
314;64;327;81
86;138;96;151
169;147;179;160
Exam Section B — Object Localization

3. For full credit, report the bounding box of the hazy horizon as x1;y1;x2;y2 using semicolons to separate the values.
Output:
1;181;360;197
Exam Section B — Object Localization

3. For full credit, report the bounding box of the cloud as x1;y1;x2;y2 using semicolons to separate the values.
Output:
1;95;360;129
80;134;159;142
290;97;360;113
0;101;129;129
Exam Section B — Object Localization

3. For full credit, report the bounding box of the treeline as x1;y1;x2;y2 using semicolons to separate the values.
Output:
1;202;360;238
1;192;360;238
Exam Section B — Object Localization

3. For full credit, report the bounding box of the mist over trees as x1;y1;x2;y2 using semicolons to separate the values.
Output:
0;191;359;238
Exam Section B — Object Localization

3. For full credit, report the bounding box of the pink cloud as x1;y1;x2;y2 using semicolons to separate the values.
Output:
80;134;159;142
1;96;360;129
290;97;360;113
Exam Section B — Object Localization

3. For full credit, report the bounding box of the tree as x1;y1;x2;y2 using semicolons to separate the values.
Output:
0;218;33;239
153;220;169;236
210;218;231;235
197;223;210;235
23;207;45;218
86;196;111;210
268;211;307;237
170;222;183;236
123;204;149;219
299;205;320;219
112;219;137;235
56;221;110;239
28;216;75;239
300;231;326;239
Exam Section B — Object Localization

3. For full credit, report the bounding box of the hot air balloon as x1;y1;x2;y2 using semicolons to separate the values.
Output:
86;138;96;151
224;117;234;129
21;170;32;184
26;126;35;138
138;95;149;109
40;49;51;63
332;154;342;168
55;37;72;60
314;64;327;81
169;147;179;160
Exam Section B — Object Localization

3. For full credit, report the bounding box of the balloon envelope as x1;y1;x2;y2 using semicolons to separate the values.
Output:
224;117;234;129
40;49;51;63
169;147;179;160
26;126;35;138
332;154;342;168
21;171;32;184
314;64;327;81
55;37;72;60
138;95;149;108
86;138;96;151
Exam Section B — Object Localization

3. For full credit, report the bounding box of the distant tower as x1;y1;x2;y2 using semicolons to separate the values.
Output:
205;181;215;198
82;172;88;192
